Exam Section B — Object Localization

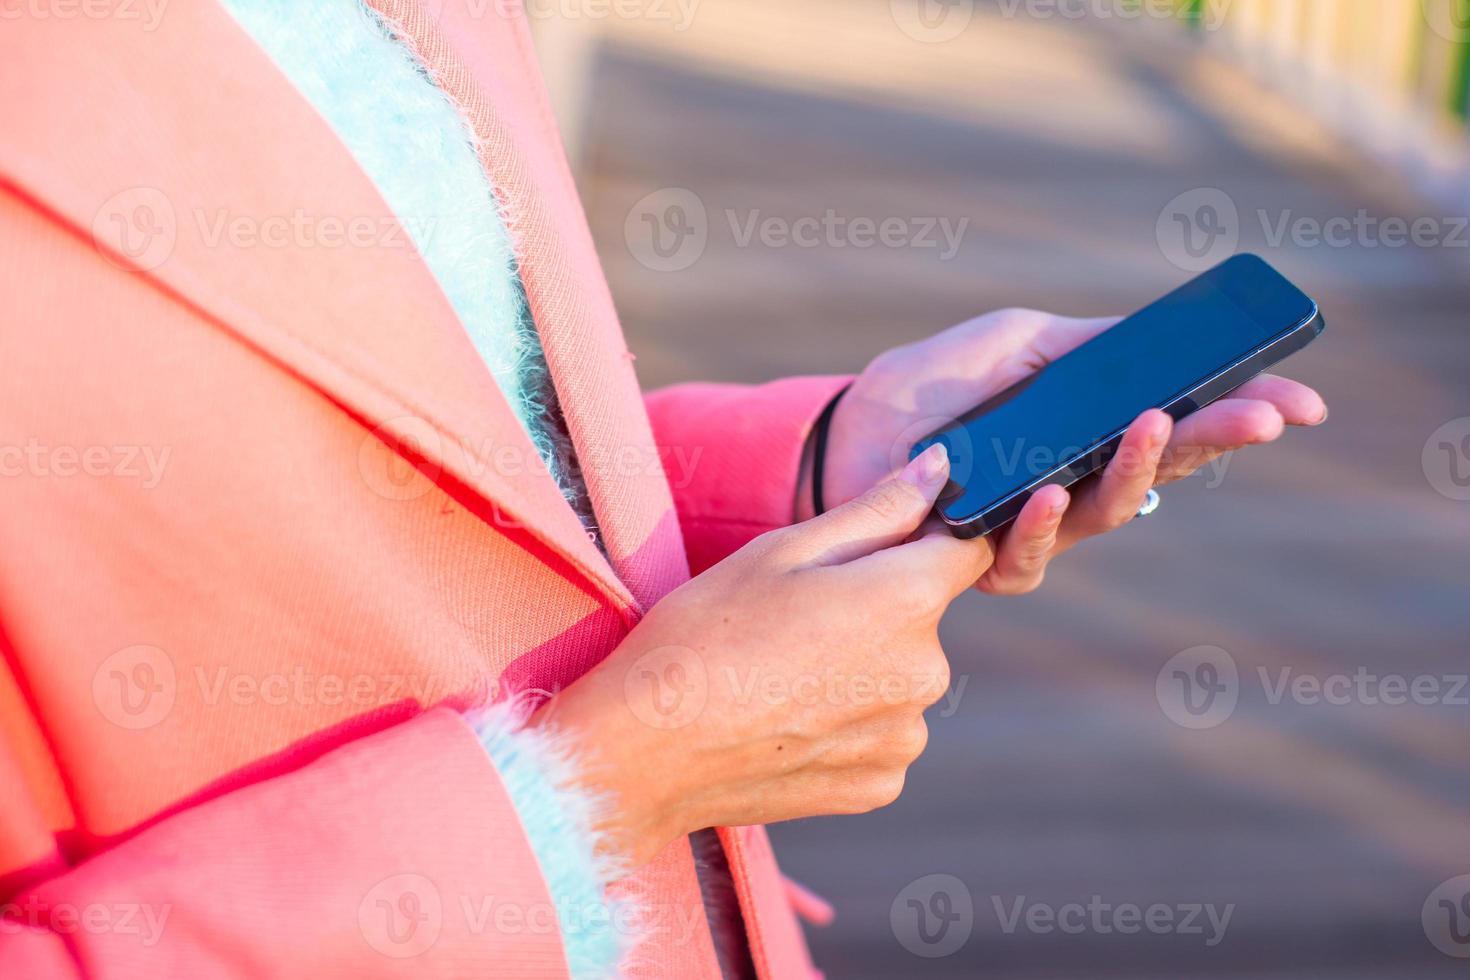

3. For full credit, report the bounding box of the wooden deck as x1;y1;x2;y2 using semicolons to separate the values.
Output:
565;3;1470;975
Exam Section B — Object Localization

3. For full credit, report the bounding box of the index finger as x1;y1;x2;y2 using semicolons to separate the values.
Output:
1223;374;1327;426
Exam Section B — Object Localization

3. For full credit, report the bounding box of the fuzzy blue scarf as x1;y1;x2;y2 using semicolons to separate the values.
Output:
220;0;597;537
217;2;620;976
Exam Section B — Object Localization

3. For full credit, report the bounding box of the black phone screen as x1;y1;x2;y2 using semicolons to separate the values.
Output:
919;255;1317;524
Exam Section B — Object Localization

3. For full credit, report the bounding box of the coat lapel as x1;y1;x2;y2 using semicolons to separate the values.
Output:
367;10;819;980
0;1;636;616
367;0;693;610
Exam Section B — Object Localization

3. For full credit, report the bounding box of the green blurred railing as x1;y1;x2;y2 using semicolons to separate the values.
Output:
1150;0;1470;203
1170;0;1470;128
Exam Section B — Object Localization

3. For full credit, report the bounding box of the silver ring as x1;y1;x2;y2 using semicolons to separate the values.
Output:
1137;488;1161;519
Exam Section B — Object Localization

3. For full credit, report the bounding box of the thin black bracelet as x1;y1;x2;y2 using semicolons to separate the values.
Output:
810;384;850;517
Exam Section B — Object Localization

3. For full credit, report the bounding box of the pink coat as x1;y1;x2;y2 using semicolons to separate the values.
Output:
0;2;846;976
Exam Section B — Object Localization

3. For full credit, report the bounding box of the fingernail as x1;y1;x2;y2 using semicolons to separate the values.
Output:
1313;406;1329;426
903;443;949;489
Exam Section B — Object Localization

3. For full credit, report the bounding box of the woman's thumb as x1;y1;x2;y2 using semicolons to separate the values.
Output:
793;443;951;566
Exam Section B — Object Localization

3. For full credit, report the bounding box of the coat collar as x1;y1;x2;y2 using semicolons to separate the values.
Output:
374;0;692;610
0;2;641;615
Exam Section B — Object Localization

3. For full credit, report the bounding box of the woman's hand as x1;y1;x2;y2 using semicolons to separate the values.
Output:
801;308;1328;595
537;445;986;869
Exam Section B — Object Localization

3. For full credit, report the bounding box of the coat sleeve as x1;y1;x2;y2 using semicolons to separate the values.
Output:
646;377;853;574
0;706;621;979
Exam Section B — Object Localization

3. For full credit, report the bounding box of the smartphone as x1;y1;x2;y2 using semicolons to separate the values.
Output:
912;254;1325;538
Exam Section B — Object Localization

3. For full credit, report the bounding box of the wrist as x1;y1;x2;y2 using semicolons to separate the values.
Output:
532;673;694;870
797;384;851;523
794;429;818;523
